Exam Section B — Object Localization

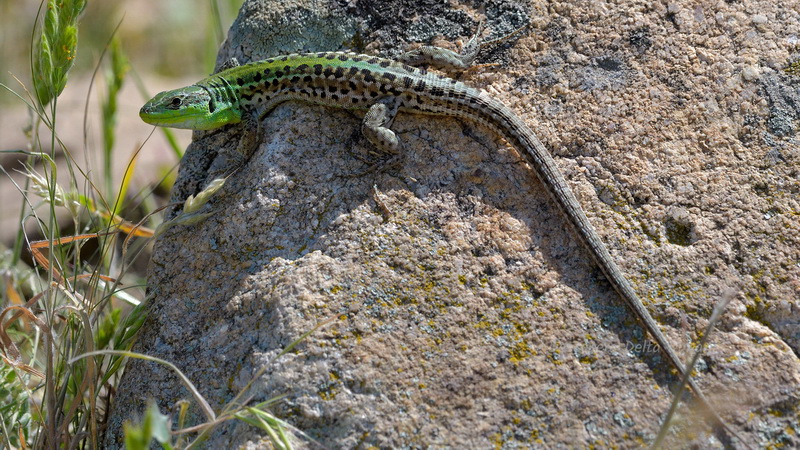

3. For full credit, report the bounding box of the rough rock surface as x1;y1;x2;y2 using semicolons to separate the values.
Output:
106;0;800;448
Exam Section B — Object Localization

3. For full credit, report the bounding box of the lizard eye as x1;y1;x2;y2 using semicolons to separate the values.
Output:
170;97;182;107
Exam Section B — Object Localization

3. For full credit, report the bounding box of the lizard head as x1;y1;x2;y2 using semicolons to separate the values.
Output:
140;85;241;130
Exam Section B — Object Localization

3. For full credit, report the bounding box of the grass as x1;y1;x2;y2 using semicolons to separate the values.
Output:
0;0;320;448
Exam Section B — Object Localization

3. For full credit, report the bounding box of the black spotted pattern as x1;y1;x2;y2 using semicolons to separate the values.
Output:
200;52;492;131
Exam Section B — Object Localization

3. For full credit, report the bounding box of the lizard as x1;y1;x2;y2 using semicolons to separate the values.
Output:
139;22;743;444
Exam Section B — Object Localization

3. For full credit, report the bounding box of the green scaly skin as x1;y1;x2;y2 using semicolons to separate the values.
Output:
141;50;742;443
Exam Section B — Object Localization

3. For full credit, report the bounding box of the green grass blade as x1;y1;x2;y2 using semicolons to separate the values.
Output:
32;0;86;107
101;34;130;201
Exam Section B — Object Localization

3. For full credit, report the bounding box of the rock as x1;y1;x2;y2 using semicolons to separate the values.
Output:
105;0;800;448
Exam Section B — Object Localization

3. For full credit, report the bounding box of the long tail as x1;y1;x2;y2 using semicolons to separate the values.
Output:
468;90;745;445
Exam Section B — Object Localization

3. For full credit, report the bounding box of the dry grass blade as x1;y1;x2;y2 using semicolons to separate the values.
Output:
4;273;26;306
0;299;57;446
18;427;27;450
651;289;750;449
28;232;118;285
0;302;51;380
69;350;216;422
53;304;97;449
219;315;339;418
0;354;45;380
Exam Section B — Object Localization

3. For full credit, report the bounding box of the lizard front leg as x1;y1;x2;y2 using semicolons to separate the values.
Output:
204;111;261;184
357;96;405;174
203;57;261;184
362;96;402;155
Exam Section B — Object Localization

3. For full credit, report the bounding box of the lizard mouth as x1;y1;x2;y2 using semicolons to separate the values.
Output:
139;105;206;129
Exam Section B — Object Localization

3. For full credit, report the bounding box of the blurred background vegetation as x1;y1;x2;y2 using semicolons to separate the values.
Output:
0;0;243;101
0;0;246;287
0;2;310;448
0;0;245;246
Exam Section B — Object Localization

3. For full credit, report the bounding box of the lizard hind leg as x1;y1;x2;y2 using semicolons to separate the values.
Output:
215;57;241;73
398;20;484;71
398;19;528;72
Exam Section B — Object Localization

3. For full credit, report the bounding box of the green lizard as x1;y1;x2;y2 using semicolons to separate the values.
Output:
140;23;742;444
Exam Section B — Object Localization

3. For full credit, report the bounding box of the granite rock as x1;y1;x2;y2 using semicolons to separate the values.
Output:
105;0;800;447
